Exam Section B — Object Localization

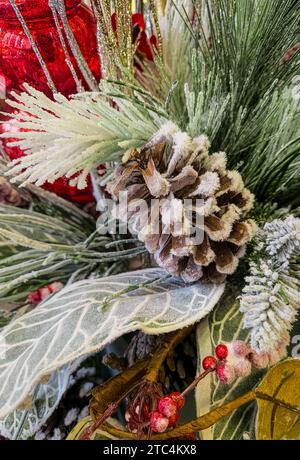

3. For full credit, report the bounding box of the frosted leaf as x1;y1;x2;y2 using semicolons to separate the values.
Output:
0;268;224;420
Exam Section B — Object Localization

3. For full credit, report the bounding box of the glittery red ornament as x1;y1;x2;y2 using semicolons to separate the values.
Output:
0;0;101;96
215;343;229;360
202;355;217;371
0;0;101;202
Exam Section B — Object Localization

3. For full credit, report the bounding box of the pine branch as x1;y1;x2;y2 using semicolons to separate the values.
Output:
3;1;300;203
240;215;300;353
180;0;300;204
0;205;145;304
2;83;167;189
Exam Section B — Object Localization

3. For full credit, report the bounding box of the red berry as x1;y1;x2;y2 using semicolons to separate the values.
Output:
149;411;169;433
158;396;177;417
202;355;217;370
215;343;228;360
168;412;179;428
170;391;185;409
27;290;42;305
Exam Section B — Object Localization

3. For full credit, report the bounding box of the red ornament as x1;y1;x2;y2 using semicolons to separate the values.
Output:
0;0;101;202
202;355;217;371
215;343;229;360
149;411;169;433
158;396;177;418
169;392;185;410
0;0;101;96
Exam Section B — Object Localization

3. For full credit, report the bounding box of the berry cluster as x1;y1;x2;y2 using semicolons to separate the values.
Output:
202;343;229;375
202;339;288;385
125;382;163;435
85;339;288;440
123;341;288;438
149;392;185;433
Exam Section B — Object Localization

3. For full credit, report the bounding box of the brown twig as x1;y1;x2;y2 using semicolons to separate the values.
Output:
180;368;212;397
81;379;145;440
84;327;193;440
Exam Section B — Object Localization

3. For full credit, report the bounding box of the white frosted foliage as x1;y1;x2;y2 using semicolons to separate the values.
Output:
240;216;300;353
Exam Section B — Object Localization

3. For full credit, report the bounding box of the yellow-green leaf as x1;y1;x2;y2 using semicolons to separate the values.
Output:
67;417;93;440
256;359;300;440
67;417;121;440
93;419;125;440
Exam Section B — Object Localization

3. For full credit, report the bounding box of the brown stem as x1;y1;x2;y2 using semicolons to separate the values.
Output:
180;369;212;398
85;327;192;440
81;403;118;440
81;379;147;440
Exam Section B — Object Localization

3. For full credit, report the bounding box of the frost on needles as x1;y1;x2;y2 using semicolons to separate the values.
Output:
240;216;300;353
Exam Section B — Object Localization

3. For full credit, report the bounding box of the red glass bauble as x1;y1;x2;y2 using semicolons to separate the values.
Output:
0;0;101;96
0;0;100;202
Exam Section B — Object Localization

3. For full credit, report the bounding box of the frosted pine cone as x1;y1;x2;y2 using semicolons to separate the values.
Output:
109;129;256;283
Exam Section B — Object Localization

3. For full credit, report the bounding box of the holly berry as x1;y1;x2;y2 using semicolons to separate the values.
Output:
168;412;179;428
202;355;217;371
149;411;169;433
215;343;228;360
170;391;185;410
158;396;177;417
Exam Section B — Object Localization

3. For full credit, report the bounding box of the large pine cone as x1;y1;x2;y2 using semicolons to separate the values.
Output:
108;130;256;283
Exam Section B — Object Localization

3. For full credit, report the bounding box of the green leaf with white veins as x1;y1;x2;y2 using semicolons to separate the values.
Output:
196;287;264;440
0;268;224;420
